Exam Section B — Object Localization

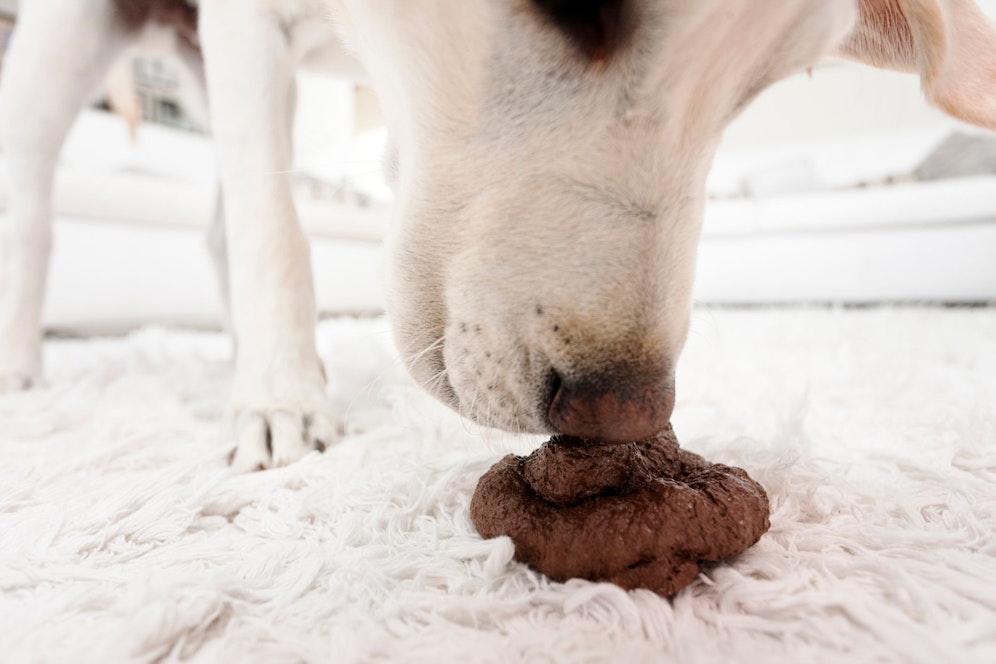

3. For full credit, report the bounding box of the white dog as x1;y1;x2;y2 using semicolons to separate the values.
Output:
2;0;994;470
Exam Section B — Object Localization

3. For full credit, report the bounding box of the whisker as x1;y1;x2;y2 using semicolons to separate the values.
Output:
405;334;447;374
424;366;449;390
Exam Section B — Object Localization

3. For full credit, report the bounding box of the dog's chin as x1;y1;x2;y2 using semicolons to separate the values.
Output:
408;348;459;412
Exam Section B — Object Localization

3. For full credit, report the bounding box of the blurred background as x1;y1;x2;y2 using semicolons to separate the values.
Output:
1;0;995;334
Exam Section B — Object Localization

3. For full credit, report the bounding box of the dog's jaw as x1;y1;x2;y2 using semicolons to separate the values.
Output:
342;0;857;433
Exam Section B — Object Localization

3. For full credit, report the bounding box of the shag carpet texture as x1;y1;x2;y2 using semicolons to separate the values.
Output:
1;308;994;663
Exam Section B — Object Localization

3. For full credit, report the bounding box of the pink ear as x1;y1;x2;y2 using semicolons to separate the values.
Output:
839;0;996;129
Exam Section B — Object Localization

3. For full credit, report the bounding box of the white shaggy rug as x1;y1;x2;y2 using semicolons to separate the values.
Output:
1;308;994;663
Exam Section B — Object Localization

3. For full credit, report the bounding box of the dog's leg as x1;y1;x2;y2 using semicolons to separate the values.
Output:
0;0;129;393
205;190;231;328
199;0;339;470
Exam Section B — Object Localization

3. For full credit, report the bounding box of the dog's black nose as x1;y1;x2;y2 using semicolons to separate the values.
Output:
547;370;675;442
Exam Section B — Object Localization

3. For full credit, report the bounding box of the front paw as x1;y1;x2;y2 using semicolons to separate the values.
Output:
227;366;342;472
228;407;340;472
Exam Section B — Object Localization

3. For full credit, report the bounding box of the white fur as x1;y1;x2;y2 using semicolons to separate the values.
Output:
0;0;128;391
196;0;351;470
2;0;995;469
343;0;860;434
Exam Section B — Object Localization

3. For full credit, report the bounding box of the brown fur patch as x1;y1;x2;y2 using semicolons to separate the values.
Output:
113;0;198;44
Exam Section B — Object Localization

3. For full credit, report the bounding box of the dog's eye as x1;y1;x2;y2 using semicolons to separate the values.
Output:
530;0;629;61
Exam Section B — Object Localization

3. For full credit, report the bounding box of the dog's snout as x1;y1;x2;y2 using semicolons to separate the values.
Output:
547;369;675;443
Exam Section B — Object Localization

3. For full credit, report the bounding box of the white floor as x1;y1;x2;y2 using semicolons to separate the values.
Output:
1;308;994;663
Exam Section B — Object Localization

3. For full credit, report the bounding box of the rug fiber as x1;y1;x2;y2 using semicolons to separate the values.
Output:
1;308;994;663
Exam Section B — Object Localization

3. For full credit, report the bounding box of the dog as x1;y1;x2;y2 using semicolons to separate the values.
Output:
2;0;994;471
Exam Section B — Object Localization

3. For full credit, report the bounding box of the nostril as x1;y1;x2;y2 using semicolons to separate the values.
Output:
547;371;674;443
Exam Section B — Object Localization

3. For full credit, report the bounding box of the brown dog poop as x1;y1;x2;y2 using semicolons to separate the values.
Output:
470;425;770;596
